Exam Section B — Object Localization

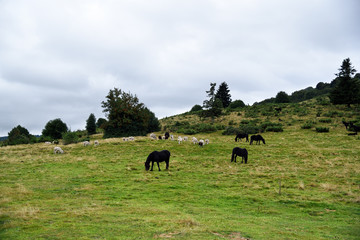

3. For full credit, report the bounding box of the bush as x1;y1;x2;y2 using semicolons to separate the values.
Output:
229;100;245;109
301;121;315;129
222;126;240;135
238;124;260;134
62;131;79;145
316;127;329;133
318;118;332;123
266;126;284;132
260;122;283;132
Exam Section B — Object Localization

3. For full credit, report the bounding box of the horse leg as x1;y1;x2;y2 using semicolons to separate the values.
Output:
150;161;154;171
156;161;161;171
165;160;169;170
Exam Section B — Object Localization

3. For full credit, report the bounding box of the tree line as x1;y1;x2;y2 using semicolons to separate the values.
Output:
257;58;360;105
1;58;359;146
1;88;161;146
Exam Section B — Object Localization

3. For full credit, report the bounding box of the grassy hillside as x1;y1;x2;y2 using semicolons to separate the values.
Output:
1;101;359;239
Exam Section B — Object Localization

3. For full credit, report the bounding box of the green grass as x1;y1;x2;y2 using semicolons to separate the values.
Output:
1;105;360;239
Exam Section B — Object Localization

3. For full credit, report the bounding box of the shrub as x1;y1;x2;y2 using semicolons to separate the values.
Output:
222;126;240;135
266;126;284;132
316;127;329;133
229;100;245;109
260;122;283;132
318;118;332;123
62;131;79;145
301;121;315;129
323;111;343;118
238;124;260;134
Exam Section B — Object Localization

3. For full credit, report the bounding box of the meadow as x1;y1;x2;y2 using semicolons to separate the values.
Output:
1;103;359;239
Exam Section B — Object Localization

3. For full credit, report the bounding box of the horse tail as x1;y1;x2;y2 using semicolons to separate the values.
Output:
246;134;249;142
235;136;238;142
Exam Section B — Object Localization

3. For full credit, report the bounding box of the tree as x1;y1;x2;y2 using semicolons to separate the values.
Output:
215;82;232;108
203;83;216;109
211;98;223;117
101;88;160;138
330;58;360;107
86;113;97;135
42;118;68;140
8;125;32;145
275;91;290;103
229;99;245;109
96;118;107;129
144;107;161;133
190;104;203;112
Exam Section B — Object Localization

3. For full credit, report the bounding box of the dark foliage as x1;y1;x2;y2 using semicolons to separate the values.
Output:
215;82;232;108
330;58;360;107
190;104;203;112
275;91;290;103
42;118;68;140
86;113;97;135
62;131;79;145
7;125;36;145
101;88;160;138
96;118;107;128
229;99;245;109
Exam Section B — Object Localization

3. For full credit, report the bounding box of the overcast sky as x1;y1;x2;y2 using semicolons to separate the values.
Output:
0;0;359;136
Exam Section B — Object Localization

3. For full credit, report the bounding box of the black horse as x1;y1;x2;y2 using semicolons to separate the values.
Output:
231;147;248;163
145;150;170;171
235;133;249;142
250;135;265;145
165;132;170;139
342;120;350;129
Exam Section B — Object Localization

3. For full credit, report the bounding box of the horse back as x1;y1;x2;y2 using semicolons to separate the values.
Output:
155;150;170;162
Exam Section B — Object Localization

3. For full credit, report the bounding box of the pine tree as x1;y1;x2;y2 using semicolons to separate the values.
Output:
86;113;97;135
215;82;232;108
330;58;360;107
203;83;216;109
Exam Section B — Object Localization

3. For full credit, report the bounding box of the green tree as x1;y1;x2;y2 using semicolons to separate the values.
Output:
190;104;203;112
203;83;216;109
275;91;290;103
229;99;245;109
101;88;160;138
96;118;107;128
215;82;232;108
330;58;360;107
86;113;97;135
42;118;68;140
145;107;161;133
8;125;32;145
62;131;79;145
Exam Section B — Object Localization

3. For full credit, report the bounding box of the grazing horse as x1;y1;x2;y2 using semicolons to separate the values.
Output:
145;150;170;171
235;133;249;142
165;132;170;139
250;135;265;145
231;147;248;163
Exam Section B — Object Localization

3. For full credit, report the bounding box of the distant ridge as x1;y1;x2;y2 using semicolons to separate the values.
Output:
255;78;341;105
0;136;8;141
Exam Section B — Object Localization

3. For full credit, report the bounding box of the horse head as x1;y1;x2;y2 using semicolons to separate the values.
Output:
144;161;150;171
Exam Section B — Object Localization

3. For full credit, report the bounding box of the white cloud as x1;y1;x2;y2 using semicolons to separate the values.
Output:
0;0;359;136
